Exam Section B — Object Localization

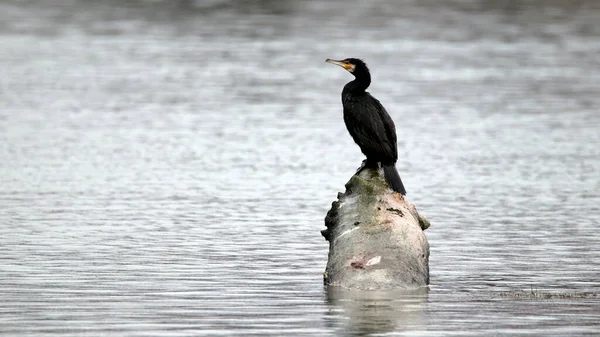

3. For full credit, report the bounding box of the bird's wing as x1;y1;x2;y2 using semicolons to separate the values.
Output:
344;94;398;163
371;95;398;162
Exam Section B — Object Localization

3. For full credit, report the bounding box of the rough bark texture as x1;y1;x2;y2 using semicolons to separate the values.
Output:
322;168;430;290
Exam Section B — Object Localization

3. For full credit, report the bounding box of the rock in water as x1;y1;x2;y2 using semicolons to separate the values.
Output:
321;168;430;289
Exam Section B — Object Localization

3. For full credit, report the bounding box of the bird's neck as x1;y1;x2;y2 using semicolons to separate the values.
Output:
344;73;371;95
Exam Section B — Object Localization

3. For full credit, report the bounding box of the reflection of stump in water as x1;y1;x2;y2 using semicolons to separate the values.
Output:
325;287;428;335
322;168;430;290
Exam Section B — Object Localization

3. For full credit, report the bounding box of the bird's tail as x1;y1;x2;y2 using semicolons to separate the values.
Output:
383;164;406;195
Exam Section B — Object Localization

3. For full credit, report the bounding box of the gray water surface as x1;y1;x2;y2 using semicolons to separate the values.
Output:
1;0;599;336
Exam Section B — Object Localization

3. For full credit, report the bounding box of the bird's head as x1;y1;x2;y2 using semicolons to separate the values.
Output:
325;58;369;76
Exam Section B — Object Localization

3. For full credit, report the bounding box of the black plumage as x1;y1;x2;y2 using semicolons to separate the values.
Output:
326;58;406;195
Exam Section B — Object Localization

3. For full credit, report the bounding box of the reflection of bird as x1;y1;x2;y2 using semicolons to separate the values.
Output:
326;58;406;195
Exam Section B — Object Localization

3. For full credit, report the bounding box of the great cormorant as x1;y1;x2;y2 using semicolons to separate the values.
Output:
326;58;406;195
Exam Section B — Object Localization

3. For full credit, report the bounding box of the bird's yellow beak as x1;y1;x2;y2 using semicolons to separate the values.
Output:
326;58;355;72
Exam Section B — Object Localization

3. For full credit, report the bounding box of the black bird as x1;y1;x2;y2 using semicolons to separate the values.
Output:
326;58;406;195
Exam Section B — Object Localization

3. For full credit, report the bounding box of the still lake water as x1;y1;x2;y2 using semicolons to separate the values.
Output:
1;0;599;335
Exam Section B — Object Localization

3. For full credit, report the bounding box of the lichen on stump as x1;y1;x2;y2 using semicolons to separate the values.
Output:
322;168;430;290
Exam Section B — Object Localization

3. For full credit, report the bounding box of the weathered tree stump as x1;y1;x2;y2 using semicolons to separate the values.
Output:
321;168;430;289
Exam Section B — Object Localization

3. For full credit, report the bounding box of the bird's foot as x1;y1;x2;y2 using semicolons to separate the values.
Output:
355;160;378;175
355;160;369;175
